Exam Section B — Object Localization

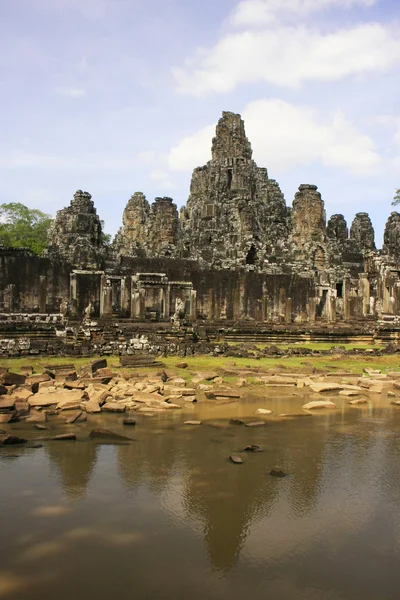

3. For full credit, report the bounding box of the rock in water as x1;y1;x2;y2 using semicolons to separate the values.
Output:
53;433;77;441
123;418;136;426
230;455;243;464
302;401;336;410
184;420;201;426
241;445;264;452
88;428;131;441
270;467;287;478
0;434;27;446
348;398;368;405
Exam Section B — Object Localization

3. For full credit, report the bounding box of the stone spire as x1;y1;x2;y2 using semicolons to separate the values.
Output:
180;111;289;268
147;197;180;257
383;212;400;258
327;214;348;243
350;212;375;250
113;192;150;257
211;112;253;163
291;185;326;245
47;190;104;268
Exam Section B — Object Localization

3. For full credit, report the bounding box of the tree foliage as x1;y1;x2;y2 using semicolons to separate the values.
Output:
0;203;53;255
392;189;400;206
100;220;112;246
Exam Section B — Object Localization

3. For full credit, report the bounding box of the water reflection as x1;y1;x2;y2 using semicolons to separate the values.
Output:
44;441;99;500
2;405;400;599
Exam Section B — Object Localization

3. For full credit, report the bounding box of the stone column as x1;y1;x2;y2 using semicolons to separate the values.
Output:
308;298;316;323
190;289;197;320
159;288;165;319
39;275;47;313
343;278;351;321
70;273;77;316
139;288;146;319
285;297;292;324
120;277;130;316
329;295;336;322
100;276;112;317
165;284;171;320
359;274;370;317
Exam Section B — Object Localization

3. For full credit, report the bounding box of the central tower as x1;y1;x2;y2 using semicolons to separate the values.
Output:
180;111;289;268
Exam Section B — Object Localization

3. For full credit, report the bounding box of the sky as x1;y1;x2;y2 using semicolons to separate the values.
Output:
1;0;400;245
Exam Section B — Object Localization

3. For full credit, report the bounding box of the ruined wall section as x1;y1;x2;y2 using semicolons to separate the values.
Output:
350;212;376;251
289;184;328;271
47;190;104;268
147;197;180;257
383;212;400;259
0;248;70;313
113;192;150;258
114;194;180;259
180;111;290;269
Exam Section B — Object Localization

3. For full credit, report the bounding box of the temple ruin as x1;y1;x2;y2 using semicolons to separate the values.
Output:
1;111;400;354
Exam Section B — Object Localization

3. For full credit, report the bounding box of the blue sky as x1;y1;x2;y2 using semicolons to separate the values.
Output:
1;0;400;245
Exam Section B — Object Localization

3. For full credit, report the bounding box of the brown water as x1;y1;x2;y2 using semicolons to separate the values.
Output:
1;391;400;599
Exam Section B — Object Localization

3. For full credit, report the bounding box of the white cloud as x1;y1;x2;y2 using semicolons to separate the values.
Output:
150;169;175;190
230;0;377;28
168;99;381;176
168;125;214;171
56;88;87;98
173;22;400;95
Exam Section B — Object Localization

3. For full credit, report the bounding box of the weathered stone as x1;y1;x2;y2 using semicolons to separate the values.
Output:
205;389;241;399
349;398;368;405
255;408;272;415
81;400;101;413
180;111;289;268
310;383;343;393
184;420;201;425
89;428;131;441
246;421;266;427
350;212;375;250
25;411;47;423
0;372;25;386
302;401;336;410
0;397;16;410
229;455;243;464
241;445;264;452
270;467;287;478
123;418;136;426
277;413;312;418
0;413;18;424
229;418;245;425
65;411;84;424
26;374;51;386
53;433;77;441
327;214;348;243
29;390;84;408
102;402;126;413
0;434;27;445
47;190;104;268
383;212;400;257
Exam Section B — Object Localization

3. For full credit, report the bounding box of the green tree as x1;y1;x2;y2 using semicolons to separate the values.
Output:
0;203;53;255
100;220;112;246
392;189;400;206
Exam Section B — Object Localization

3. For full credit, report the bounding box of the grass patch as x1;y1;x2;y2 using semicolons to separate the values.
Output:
0;350;399;376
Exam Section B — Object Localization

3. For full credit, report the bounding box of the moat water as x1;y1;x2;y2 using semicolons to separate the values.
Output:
1;392;400;599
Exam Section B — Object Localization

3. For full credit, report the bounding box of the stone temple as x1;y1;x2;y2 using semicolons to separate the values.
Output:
1;111;400;353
